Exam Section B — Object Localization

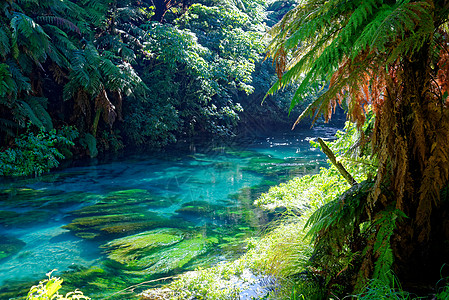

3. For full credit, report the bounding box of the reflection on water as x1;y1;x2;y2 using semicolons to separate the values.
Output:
0;127;338;299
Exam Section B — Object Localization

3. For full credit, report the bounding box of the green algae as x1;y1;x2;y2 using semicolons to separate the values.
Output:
0;188;62;203
0;210;52;228
124;236;214;276
175;201;226;217
0;236;26;260
103;228;184;265
63;212;163;239
64;210;193;240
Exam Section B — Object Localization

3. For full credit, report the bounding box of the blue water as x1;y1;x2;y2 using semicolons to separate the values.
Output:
0;126;339;298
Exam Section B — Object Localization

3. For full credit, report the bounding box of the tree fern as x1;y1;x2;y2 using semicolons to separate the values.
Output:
267;0;449;294
6;59;31;94
0;25;11;57
15;97;53;131
10;12;50;62
36;16;81;34
0;63;16;100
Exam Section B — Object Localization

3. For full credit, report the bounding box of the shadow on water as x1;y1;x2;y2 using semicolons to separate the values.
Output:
0;125;341;299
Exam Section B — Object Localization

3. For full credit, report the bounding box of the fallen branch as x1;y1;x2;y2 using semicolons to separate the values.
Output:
318;138;357;186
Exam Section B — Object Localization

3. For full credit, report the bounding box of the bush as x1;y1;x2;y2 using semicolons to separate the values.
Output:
0;125;78;177
26;271;89;300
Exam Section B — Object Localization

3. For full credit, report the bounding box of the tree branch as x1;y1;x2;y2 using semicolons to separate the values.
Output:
318;137;357;186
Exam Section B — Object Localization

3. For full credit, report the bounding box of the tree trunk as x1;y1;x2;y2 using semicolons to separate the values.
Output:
374;41;449;292
152;0;174;23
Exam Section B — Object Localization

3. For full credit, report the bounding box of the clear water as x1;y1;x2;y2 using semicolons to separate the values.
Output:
0;126;339;299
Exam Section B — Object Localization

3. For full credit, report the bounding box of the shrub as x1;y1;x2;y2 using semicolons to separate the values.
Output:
26;271;89;300
0;125;78;177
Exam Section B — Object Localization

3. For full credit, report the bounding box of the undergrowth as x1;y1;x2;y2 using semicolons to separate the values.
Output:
0;125;78;176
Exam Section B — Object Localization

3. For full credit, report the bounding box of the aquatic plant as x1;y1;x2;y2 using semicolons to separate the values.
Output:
0;235;26;260
63;212;184;240
0;188;62;203
0;210;52;228
103;229;185;265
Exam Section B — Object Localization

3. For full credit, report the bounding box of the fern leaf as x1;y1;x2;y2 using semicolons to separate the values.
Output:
0;24;11;57
35;16;81;34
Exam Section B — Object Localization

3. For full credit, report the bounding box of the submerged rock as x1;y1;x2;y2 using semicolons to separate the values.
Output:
0;188;62;203
64;189;192;240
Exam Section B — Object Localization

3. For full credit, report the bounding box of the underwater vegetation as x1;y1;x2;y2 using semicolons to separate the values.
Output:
0;143;330;299
0;235;26;260
62;189;192;240
225;149;325;182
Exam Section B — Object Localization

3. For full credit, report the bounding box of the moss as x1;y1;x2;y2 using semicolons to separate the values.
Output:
0;235;26;260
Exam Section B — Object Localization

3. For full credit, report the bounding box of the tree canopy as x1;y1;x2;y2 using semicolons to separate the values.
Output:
0;0;305;176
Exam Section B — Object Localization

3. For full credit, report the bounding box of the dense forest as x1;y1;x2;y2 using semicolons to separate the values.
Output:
3;0;449;300
0;0;306;176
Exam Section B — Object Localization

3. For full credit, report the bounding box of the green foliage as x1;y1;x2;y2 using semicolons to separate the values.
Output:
128;0;268;140
355;278;410;300
0;0;146;156
265;0;441;121
26;271;89;300
79;133;98;158
0;125;78;176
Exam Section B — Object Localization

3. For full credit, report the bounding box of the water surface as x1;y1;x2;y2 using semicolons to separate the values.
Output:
0;127;338;299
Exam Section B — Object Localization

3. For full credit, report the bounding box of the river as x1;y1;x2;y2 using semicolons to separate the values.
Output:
0;126;339;299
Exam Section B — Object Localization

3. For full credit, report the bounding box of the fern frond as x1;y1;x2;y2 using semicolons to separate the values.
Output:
0;63;16;99
0;117;18;137
10;12;50;62
5;59;31;93
0;24;11;57
17;97;53;130
36;16;81;34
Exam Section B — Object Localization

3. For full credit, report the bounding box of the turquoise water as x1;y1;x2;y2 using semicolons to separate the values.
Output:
0;126;338;299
